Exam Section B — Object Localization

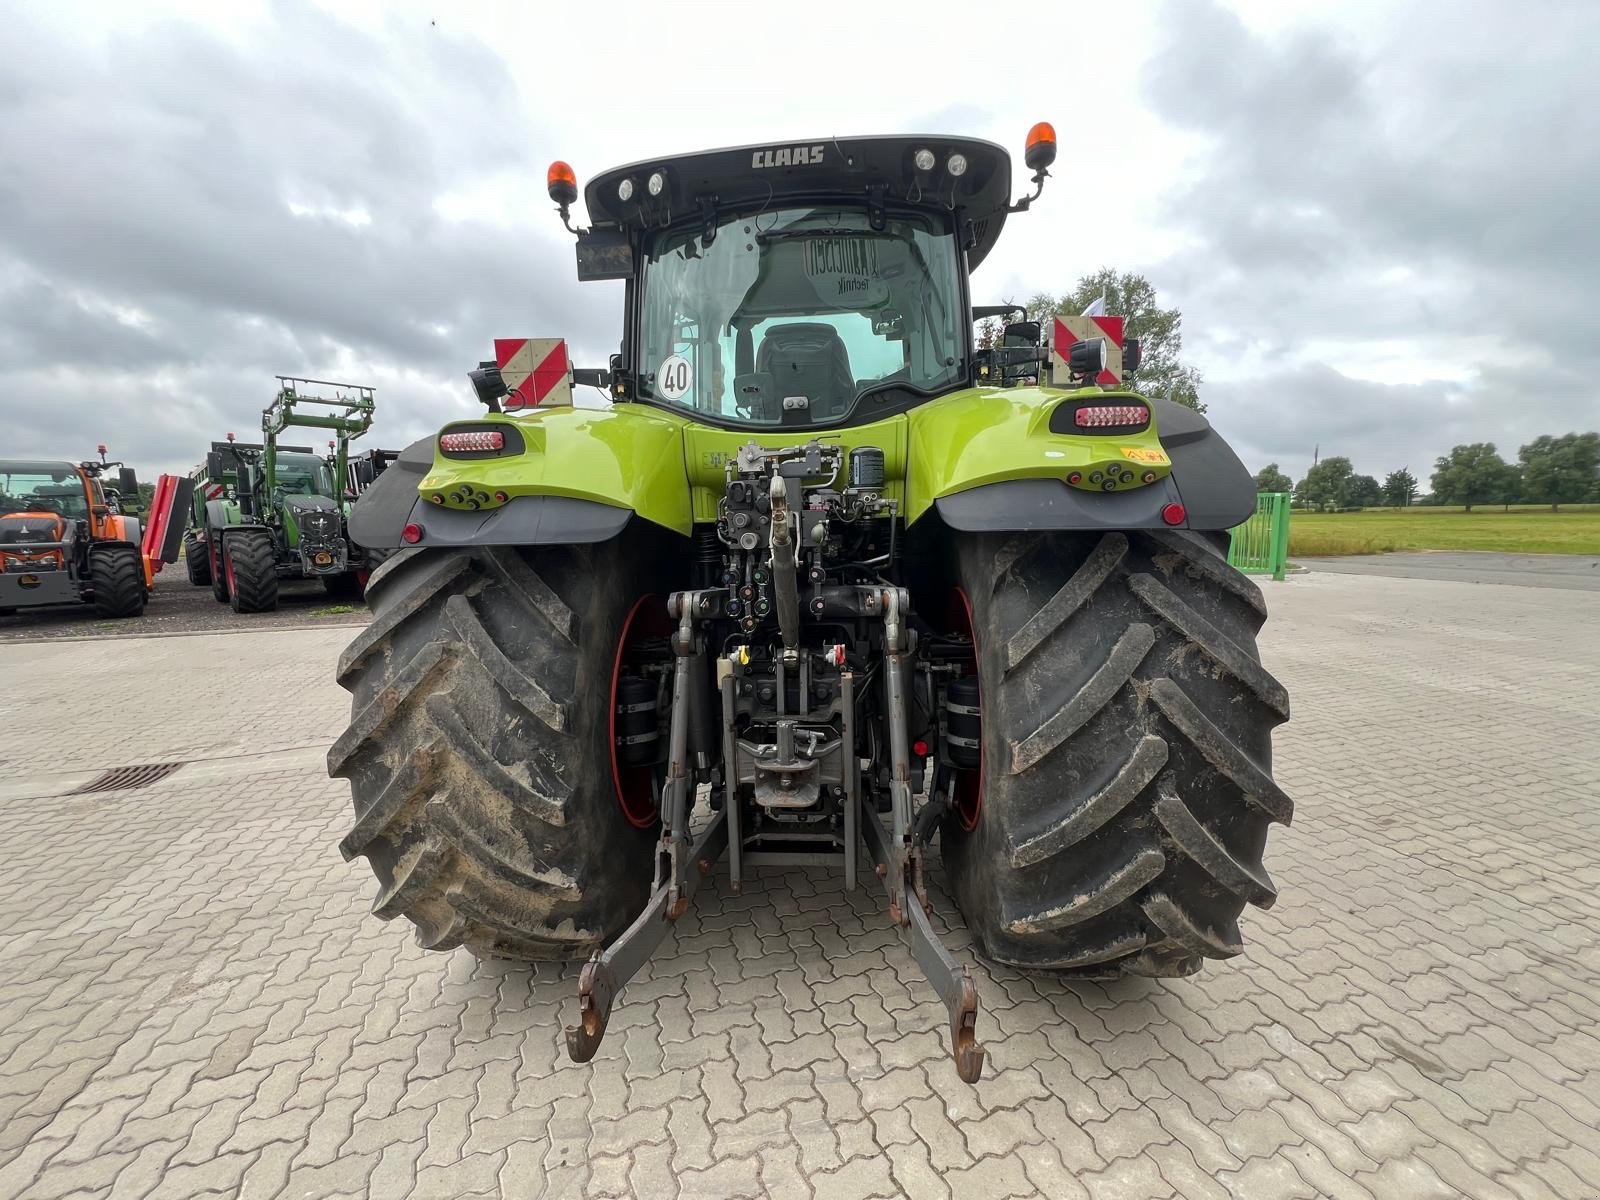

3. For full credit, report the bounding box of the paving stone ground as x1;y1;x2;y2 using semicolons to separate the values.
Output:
1;570;1597;1199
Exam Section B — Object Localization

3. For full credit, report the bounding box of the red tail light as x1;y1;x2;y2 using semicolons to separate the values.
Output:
1075;405;1149;428
1161;503;1186;526
401;522;424;544
440;430;505;453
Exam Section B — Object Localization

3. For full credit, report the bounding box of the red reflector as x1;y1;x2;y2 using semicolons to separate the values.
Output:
1067;472;1082;484
401;522;424;544
912;739;929;758
1075;405;1149;428
1161;503;1186;526
440;430;505;453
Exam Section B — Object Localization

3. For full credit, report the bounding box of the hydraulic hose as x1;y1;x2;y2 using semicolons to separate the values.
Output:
769;475;800;652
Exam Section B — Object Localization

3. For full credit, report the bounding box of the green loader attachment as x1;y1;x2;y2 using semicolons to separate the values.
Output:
331;124;1291;1083
184;378;390;612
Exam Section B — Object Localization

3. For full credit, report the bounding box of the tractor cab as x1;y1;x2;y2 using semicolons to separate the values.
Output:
0;448;161;618
572;134;1046;429
465;129;1062;429
0;460;91;570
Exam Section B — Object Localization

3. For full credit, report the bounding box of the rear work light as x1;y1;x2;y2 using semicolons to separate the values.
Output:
1075;405;1149;428
439;430;505;453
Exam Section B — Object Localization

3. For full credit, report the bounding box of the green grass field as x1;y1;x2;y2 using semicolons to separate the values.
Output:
1287;505;1600;556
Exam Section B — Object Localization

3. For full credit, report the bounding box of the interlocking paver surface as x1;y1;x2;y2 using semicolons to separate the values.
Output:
1;570;1596;1198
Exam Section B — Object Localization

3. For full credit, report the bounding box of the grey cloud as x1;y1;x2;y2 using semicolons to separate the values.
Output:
1143;1;1600;479
0;3;621;473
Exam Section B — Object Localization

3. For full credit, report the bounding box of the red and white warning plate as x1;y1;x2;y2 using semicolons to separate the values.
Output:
1051;315;1125;387
495;338;573;409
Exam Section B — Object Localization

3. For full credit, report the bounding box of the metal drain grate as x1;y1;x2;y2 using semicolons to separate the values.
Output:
69;762;186;796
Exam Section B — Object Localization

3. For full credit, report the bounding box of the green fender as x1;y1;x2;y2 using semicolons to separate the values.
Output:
904;383;1175;523
352;406;695;549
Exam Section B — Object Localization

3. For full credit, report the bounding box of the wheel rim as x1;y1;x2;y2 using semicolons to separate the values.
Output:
610;594;671;829
951;587;983;831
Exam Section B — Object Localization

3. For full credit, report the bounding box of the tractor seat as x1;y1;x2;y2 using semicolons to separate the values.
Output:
755;323;855;424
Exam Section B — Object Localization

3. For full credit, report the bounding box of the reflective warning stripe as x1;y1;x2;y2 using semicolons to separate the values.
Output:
203;483;224;501
495;338;573;408
1051;315;1125;387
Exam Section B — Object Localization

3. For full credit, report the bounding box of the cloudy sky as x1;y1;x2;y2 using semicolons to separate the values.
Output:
0;0;1594;483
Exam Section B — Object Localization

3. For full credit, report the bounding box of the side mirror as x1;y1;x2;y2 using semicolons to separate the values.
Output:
1122;338;1142;374
118;466;138;495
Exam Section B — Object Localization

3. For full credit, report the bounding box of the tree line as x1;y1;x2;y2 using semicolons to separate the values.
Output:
996;269;1596;512
1254;432;1600;512
984;269;1207;412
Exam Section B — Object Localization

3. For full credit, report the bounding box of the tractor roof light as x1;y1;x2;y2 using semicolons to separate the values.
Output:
617;177;634;202
1025;121;1057;172
1009;121;1057;214
647;169;667;197
913;147;936;173
546;160;578;206
946;152;968;177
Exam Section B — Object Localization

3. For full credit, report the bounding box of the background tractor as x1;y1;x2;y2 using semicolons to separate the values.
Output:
0;447;172;618
333;126;1291;1082
183;377;388;612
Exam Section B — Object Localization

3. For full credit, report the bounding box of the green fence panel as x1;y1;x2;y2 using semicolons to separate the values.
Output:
1227;492;1291;581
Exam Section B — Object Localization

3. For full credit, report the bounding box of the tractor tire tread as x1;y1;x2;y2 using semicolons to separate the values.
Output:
330;542;659;961
89;545;145;618
942;528;1290;979
225;526;279;613
184;535;212;586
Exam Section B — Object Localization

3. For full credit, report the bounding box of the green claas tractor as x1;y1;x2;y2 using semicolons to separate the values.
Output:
184;378;381;612
331;125;1292;1082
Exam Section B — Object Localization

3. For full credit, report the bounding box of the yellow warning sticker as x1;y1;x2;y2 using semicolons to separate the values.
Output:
1119;446;1169;466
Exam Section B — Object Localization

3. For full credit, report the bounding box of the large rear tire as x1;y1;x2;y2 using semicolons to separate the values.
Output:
940;528;1292;978
207;526;230;604
224;527;279;613
184;533;211;586
327;537;664;960
89;545;145;618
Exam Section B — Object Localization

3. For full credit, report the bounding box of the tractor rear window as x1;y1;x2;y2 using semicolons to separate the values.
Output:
638;207;963;426
0;467;88;520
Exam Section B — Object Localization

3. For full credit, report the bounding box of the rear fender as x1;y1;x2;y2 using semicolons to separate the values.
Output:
909;387;1254;532
202;499;240;532
351;407;692;550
